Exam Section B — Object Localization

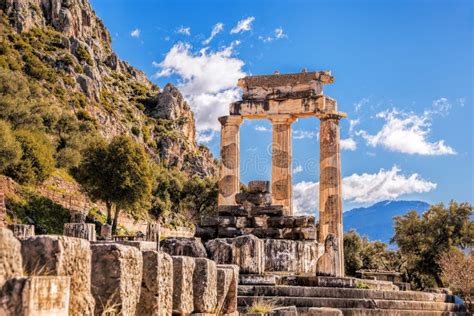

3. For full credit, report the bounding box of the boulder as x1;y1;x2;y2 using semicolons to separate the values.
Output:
138;250;173;316
0;228;22;287
91;243;142;315
172;256;195;314
0;276;70;316
193;258;217;313
217;264;239;314
21;235;94;315
248;180;271;193
63;223;96;241
8;224;35;239
161;237;207;258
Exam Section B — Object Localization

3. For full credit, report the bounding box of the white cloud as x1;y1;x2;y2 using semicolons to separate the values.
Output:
230;16;255;34
429;97;451;116
357;109;456;155
275;27;287;39
203;23;224;45
196;130;216;144
153;42;246;134
349;119;360;133
259;27;287;43
130;28;140;38
292;166;437;214
176;26;191;36
340;138;357;151
293;165;303;174
293;129;318;140
255;125;270;132
354;97;369;112
457;97;465;107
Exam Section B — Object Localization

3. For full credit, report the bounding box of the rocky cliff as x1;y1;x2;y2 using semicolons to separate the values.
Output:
0;0;217;177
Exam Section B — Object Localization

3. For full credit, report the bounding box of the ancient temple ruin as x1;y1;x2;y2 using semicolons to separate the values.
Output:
217;71;346;277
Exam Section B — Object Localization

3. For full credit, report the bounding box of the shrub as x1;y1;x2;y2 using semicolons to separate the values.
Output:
75;45;93;66
0;120;22;172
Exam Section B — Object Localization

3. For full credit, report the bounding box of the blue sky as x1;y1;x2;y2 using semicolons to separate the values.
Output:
90;0;473;213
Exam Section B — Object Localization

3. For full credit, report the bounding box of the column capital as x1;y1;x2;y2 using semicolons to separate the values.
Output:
218;115;243;126
268;114;297;124
318;111;347;120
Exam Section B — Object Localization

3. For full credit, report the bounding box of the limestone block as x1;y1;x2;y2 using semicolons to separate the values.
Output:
160;237;207;258
252;216;269;228
70;212;86;223
8;224;35;239
235;192;272;206
316;234;340;277
206;238;233;264
21;235;94;315
251;227;283;239
264;239;319;274
63;223;96;241
250;205;286;216
235;216;249;228
217;264;239;314
268;216;295;228
272;306;298;316
100;224;112;239
219;216;237;227
232;235;265;274
193;258;217;313
117;240;157;251
0;276;70;316
201;215;219;227
248;180;271;193
172;256;195;315
307;307;343;316
218;227;242;238
0;228;22;287
138;250;173;316
91;243;142;315
146;222;160;242
218;205;248;216
282;227;317;240
195;226;217;240
216;267;232;314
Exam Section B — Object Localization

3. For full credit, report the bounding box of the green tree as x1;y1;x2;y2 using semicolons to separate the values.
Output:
0;120;22;172
391;201;473;289
75;136;154;232
5;129;55;184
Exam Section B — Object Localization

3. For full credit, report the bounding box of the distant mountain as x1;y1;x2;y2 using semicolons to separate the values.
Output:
343;200;430;244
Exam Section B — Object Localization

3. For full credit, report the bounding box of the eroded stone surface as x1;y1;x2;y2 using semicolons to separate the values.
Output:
90;243;142;316
248;181;270;193
63;223;96;241
308;307;343;316
217;264;239;314
138;250;173;316
146;223;160;242
172;256;195;315
193;258;217;313
264;239;319;274
8;224;35;239
161;237;207;258
21;235;94;315
0;228;22;288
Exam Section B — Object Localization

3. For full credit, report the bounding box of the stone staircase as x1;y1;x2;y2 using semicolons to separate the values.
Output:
237;276;469;315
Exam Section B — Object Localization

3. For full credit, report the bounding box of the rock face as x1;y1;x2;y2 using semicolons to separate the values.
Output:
0;228;22;287
0;0;217;178
138;250;173;316
171;256;195;314
21;235;95;315
0;276;71;316
193;258;217;313
90;243;142;315
161;237;207;258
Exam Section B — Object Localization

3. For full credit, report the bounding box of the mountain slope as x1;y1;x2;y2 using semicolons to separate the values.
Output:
343;200;430;243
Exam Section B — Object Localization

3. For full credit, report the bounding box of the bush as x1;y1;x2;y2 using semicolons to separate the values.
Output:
0;120;22;172
75;45;93;66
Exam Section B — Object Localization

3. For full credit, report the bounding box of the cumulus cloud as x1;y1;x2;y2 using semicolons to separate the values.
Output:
153;42;246;137
203;23;224;45
259;27;287;43
354;97;369;112
292;166;437;215
255;125;270;132
275;27;287;39
176;26;191;36
341;138;357;151
293;129;318;140
130;28;140;38
357;109;456;155
230;16;255;34
349;119;360;133
293;165;303;174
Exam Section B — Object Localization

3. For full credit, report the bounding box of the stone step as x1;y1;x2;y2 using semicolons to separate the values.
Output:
237;296;466;312
277;276;398;291
238;285;455;303
298;308;470;316
240;274;277;285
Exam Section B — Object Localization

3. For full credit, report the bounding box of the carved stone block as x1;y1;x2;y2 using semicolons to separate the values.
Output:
63;223;96;241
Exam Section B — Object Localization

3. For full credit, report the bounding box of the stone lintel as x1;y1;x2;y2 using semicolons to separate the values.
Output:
269;114;297;124
237;71;334;89
229;95;339;118
218;115;242;126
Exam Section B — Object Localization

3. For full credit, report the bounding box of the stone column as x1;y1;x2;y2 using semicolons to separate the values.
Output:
319;114;344;277
218;116;242;206
270;115;296;214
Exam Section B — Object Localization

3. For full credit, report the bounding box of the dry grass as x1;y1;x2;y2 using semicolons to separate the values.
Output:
247;297;279;314
99;293;121;316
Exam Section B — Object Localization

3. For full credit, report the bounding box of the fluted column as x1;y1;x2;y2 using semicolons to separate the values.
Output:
218;115;243;206
270;114;297;214
319;114;344;277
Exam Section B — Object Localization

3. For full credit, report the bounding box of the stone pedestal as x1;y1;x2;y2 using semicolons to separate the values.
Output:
146;222;161;242
8;224;35;239
218;116;242;206
319;116;344;277
270;115;296;214
0;276;70;316
21;235;95;315
63;223;96;241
